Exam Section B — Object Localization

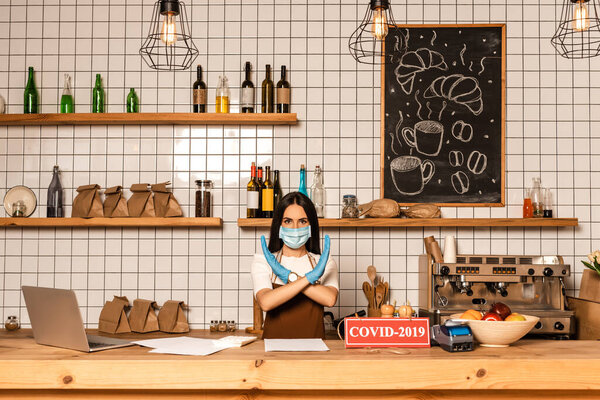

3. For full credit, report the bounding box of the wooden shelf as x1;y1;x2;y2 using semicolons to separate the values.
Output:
0;113;298;126
237;218;579;228
0;217;222;228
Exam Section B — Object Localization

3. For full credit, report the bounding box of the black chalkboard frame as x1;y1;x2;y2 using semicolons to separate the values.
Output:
380;24;506;207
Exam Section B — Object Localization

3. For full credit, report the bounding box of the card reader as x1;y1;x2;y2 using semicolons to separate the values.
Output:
431;320;474;352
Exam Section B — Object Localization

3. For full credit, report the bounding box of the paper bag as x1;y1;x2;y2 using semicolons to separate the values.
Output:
98;296;131;334
152;182;183;217
103;186;129;217
72;184;103;218
127;184;155;217
157;300;190;333
129;299;159;333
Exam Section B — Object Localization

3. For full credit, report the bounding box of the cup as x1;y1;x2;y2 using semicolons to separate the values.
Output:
402;120;444;156
443;235;457;263
390;156;435;196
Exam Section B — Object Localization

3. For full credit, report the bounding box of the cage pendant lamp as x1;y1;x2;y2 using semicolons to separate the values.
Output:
140;0;199;71
349;0;400;65
551;0;600;59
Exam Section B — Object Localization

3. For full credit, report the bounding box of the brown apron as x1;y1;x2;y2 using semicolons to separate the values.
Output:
262;253;325;339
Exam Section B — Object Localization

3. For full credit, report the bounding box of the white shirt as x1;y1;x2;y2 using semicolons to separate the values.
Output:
251;252;339;298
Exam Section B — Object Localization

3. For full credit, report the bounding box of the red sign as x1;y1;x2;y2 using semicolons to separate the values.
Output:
344;318;430;348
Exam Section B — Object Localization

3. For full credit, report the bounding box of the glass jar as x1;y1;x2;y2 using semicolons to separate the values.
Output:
227;320;236;332
218;320;228;332
195;180;213;217
5;316;20;331
341;194;359;218
209;320;218;332
12;201;26;217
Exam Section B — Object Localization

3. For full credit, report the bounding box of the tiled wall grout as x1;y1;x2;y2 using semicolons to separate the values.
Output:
0;0;596;328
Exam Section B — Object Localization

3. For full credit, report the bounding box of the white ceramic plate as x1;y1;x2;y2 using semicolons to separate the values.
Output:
3;185;37;217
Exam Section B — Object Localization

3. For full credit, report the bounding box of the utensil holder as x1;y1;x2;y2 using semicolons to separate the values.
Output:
368;307;381;317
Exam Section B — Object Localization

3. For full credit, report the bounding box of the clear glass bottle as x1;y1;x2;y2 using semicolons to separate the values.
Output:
310;165;325;218
298;164;308;197
47;165;64;218
126;88;139;113
216;75;230;113
523;188;533;218
60;74;74;113
195;180;212;217
342;194;359;218
543;188;553;218
530;177;544;218
5;315;20;331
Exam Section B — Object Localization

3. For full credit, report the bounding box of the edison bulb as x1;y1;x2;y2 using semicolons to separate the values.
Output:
161;13;177;45
573;1;590;32
371;8;388;40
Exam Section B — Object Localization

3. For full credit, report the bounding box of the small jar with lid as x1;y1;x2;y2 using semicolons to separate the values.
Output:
12;201;26;217
341;194;359;218
209;320;218;332
227;320;236;332
5;316;20;331
195;180;213;217
218;320;228;332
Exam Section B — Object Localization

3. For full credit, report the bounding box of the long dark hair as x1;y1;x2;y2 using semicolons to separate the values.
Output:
268;192;321;254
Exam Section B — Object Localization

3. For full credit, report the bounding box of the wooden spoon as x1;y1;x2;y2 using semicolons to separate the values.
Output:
375;283;386;308
362;281;373;308
367;265;377;289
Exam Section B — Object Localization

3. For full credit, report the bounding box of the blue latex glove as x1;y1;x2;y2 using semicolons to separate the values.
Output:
305;235;330;284
261;235;291;284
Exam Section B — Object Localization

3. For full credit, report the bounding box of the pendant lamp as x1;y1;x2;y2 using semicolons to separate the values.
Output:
140;0;199;71
551;0;600;58
349;0;400;65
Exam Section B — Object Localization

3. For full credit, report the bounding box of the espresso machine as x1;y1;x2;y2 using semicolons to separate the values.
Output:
418;254;574;337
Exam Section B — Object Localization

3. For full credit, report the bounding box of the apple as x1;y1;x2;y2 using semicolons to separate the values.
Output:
380;304;394;317
489;302;511;320
460;309;483;320
482;312;503;321
505;313;526;322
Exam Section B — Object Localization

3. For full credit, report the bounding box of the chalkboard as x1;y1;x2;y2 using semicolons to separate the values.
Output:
381;25;505;206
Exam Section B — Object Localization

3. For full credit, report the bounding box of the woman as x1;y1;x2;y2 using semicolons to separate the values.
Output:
251;192;339;339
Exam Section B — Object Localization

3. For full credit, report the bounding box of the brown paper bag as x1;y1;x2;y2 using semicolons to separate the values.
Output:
158;300;190;333
152;182;183;217
98;296;131;334
129;299;159;333
72;184;103;218
103;186;129;217
127;184;155;217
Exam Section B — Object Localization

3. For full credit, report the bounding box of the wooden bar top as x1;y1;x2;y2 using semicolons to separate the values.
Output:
1;329;599;393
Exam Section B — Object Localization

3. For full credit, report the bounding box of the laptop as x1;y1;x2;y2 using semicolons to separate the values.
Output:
22;286;134;352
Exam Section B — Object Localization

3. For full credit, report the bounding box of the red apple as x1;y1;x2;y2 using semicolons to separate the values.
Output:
489;302;511;320
482;312;503;321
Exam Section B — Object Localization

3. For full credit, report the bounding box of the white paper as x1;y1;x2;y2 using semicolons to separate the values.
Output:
134;336;229;356
264;338;330;352
216;336;258;347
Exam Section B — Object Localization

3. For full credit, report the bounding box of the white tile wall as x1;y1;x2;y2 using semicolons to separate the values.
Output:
0;0;595;328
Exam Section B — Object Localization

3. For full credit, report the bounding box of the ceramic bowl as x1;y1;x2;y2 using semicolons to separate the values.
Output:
450;314;539;347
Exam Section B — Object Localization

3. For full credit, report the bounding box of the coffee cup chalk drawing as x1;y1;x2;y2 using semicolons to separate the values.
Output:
382;25;505;205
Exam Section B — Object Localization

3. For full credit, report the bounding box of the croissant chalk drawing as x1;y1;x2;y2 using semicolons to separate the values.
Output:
423;74;483;116
395;48;448;95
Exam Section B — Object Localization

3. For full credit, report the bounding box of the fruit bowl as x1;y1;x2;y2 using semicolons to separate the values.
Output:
450;314;540;347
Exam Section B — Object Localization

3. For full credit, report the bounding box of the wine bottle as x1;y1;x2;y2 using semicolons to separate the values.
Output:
273;169;283;212
241;62;255;113
24;66;38;114
257;167;264;217
276;65;290;113
310;165;325;218
262;166;274;218
216;75;230;113
261;64;274;113
299;164;308;197
193;65;207;113
92;73;105;113
126;88;139;113
247;162;260;218
60;73;74;113
47;165;64;218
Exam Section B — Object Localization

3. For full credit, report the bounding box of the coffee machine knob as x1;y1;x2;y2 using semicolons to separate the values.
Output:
440;266;450;275
543;267;554;277
466;289;473;296
500;289;508;297
528;268;535;276
554;322;565;331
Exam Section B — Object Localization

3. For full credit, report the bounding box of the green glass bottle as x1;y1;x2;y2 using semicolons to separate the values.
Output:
92;74;105;113
24;66;39;114
60;74;74;113
126;88;139;113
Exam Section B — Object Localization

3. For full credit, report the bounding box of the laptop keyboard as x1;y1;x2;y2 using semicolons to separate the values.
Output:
88;341;109;349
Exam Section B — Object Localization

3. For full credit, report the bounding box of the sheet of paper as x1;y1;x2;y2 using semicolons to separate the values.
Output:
264;338;330;352
133;336;229;356
216;336;258;347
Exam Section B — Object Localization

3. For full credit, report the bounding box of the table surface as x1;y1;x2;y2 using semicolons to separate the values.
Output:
1;329;599;391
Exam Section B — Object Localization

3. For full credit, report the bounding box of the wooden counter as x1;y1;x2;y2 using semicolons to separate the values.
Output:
1;329;599;399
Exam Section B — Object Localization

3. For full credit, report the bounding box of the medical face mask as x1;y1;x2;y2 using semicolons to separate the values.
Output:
279;225;311;249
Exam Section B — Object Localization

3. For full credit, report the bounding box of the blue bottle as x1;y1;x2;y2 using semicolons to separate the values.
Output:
299;164;308;197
